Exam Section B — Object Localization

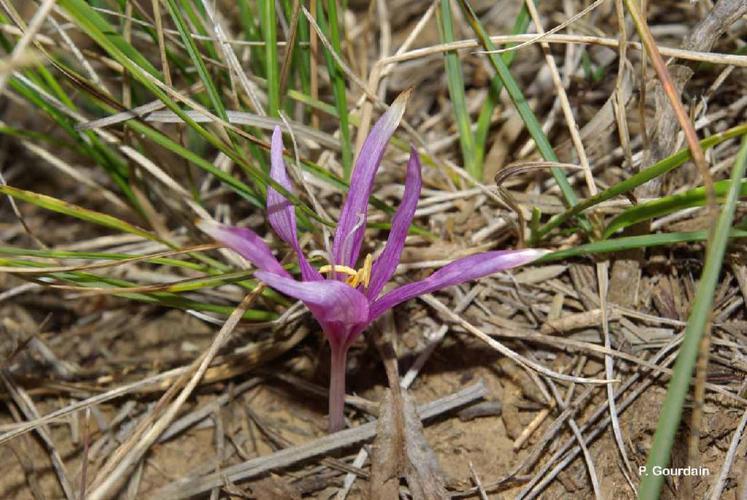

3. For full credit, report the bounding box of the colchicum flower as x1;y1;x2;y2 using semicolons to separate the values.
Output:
198;92;546;432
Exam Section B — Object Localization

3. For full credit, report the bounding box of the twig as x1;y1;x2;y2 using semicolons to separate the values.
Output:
157;378;263;443
545;377;601;498
86;288;264;500
482;0;606;56
153;381;488;499
199;0;265;115
0;0;57;94
521;2;635;480
79;408;91;500
1;370;76;500
517;340;681;498
469;461;489;500
624;0;714;210
380;34;747;68
709;405;747;499
419;294;613;385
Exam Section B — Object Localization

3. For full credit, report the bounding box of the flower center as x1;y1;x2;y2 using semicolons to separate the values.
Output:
319;253;373;288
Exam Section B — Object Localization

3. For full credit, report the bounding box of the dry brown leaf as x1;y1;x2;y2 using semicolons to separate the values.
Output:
401;392;448;500
370;389;448;500
370;389;405;499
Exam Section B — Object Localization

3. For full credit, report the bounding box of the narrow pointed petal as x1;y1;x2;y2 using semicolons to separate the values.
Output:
267;127;322;281
366;147;421;299
256;271;370;348
369;249;548;320
332;90;411;268
197;219;290;278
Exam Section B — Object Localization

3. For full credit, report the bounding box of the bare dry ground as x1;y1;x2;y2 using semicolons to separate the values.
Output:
1;0;747;498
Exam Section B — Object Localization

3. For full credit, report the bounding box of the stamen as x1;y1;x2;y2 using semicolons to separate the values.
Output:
319;253;374;289
346;273;361;287
318;264;358;277
360;254;373;288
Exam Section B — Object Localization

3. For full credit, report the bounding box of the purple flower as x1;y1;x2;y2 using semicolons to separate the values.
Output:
198;92;547;432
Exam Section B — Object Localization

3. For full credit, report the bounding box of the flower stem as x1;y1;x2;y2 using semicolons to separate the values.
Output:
328;344;348;432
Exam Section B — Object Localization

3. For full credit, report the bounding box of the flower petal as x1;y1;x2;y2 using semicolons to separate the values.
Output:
366;147;421;299
332;90;411;268
369;249;548;320
267;127;322;281
197;219;290;278
256;271;370;348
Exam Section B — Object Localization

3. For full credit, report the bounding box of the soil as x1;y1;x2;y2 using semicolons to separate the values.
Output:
1;0;747;498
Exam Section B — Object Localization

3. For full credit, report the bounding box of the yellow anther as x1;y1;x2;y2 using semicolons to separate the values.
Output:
360;254;373;288
319;254;374;289
346;273;361;288
318;264;358;277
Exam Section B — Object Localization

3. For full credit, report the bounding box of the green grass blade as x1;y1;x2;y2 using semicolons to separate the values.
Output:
59;0;161;77
148;296;275;320
0;256;278;319
165;0;230;124
238;0;266;74
0;246;205;271
293;0;312;100
0;185;158;242
457;0;580;212
177;0;221;61
259;0;280;117
0;124;70;148
8;74;137;207
639;137;747;499
167;0;271;173
438;0;479;180
56;1;325;224
56;0;222;147
316;0;352;179
124;118;264;207
604;178;747;239
475;4;530;170
540;228;747;262
535;122;747;240
156;270;254;293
